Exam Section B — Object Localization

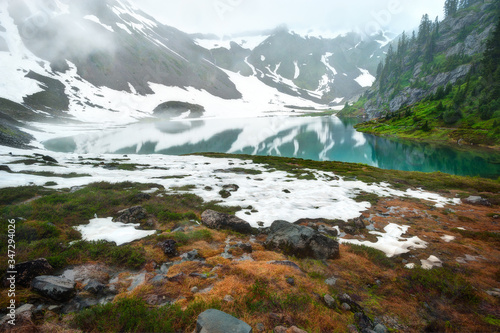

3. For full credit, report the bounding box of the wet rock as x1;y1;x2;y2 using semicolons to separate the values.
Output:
196;309;252;333
201;210;254;234
463;196;492;206
264;220;340;259
318;224;338;237
181;249;202;261
150;275;165;285
32;276;76;301
158;239;178;257
115;206;147;224
3;258;53;288
84;280;106;295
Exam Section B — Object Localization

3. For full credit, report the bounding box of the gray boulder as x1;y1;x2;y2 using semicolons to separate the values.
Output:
463;196;492;207
264;220;340;259
115;206;147;224
201;210;254;234
196;309;252;333
31;276;76;301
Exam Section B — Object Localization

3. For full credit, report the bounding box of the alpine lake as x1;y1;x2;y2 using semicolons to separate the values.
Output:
43;116;500;179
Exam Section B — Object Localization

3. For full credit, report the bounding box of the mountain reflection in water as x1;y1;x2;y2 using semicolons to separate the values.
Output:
43;116;500;178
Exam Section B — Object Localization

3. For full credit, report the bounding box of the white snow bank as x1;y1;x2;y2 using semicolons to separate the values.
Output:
0;147;461;228
75;217;156;246
420;255;442;270
441;235;455;243
341;223;428;257
354;68;376;88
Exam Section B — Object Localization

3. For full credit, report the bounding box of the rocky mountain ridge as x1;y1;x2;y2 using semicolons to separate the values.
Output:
360;0;498;118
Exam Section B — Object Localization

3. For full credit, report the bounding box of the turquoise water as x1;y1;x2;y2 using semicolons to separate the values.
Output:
44;116;500;178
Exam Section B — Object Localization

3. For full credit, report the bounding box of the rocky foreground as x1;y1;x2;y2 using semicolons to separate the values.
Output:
0;150;499;332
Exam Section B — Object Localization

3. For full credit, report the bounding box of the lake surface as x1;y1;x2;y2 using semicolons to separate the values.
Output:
44;116;500;178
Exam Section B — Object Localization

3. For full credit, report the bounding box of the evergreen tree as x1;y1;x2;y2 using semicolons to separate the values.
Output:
376;62;384;79
444;0;459;18
418;14;432;44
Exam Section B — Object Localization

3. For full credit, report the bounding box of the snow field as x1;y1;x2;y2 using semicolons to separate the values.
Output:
1;146;461;258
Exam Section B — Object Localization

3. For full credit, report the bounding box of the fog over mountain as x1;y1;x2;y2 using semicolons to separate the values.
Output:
136;0;446;37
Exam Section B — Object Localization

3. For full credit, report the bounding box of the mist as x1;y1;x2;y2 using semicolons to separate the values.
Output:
135;0;446;37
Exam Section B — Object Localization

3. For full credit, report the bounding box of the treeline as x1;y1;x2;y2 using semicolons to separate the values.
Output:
444;0;484;18
375;0;499;122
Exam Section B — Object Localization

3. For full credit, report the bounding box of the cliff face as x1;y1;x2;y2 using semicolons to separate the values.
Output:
362;0;498;118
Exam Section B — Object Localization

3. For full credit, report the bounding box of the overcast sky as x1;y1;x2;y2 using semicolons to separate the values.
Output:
135;0;446;37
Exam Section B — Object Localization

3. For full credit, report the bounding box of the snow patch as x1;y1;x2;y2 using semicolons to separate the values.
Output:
421;255;442;270
341;223;428;257
441;235;455;243
83;15;114;32
75;217;156;246
293;61;300;79
354;68;376;88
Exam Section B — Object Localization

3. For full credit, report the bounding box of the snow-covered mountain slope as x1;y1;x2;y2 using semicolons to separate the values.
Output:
0;0;324;130
206;28;393;105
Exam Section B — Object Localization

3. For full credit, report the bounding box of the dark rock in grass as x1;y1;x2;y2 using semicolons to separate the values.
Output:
181;249;202;261
201;210;254;234
135;193;151;201
115;206;147;224
31;276;76;301
338;293;363;313
354;312;375;333
158;239;178;257
196;309;252;333
463;196;492;207
350;216;366;230
84;280;106;295
167;272;185;283
42;155;58;163
231;242;253;253
268;260;302;271
264;220;340;260
3;258;53;288
286;277;295;286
